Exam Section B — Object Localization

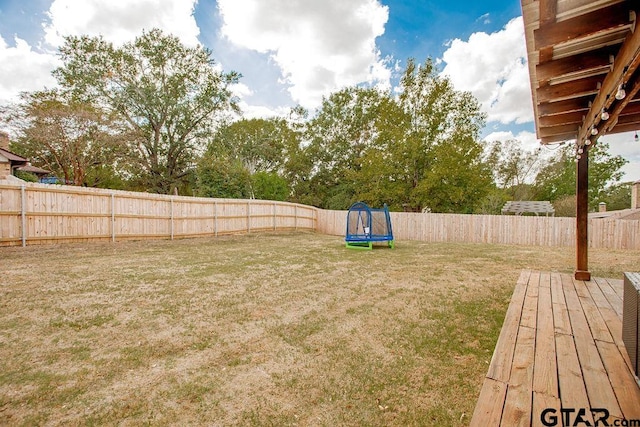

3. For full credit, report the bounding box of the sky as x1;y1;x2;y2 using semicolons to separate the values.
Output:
0;0;638;182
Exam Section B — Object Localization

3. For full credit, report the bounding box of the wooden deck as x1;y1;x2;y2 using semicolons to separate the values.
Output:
470;270;640;426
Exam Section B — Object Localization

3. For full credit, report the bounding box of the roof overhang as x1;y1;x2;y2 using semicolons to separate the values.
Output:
522;0;640;146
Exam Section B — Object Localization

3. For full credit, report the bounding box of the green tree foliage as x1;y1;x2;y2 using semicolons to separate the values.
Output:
535;141;627;211
599;181;633;211
298;59;491;212
199;117;297;200
3;90;128;187
251;172;289;201
396;59;490;212
195;156;251;199
301;87;403;209
53;29;240;194
209;118;292;174
486;139;544;201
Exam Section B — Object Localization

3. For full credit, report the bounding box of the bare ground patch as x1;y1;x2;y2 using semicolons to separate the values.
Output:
1;232;638;426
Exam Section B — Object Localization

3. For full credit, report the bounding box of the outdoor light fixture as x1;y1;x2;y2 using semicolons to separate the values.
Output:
591;127;598;135
601;109;609;120
615;84;626;100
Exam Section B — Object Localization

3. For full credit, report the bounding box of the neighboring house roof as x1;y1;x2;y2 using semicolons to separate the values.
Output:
0;147;50;175
17;164;51;175
0;147;28;163
589;208;640;221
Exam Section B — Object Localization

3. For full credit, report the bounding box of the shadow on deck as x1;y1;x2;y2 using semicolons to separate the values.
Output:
470;270;640;426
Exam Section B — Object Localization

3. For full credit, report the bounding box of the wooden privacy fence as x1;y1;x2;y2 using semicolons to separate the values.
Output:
317;210;640;250
0;182;317;246
1;181;639;249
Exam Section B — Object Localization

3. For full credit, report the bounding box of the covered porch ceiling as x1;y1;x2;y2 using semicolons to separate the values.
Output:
522;0;640;146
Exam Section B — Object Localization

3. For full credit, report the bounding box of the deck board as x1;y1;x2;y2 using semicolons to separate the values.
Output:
470;271;640;426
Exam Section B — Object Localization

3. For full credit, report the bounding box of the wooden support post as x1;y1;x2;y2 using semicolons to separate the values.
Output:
575;151;591;281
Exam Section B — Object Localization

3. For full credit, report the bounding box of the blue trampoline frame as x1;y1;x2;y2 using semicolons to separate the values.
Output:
345;202;394;250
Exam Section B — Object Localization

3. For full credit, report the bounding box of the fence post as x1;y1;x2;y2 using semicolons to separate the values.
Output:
111;192;115;242
170;197;174;240
20;183;26;247
214;200;218;237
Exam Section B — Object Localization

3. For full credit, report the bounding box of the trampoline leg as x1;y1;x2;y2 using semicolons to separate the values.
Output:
388;240;395;249
346;241;373;250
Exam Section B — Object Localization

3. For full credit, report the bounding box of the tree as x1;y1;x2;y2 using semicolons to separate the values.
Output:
599;181;633;211
394;58;491;212
195;156;251;199
301;86;404;209
209;118;291;175
251;172;289;201
292;59;491;212
486;139;544;200
414;134;494;213
53;29;240;194
2;90;128;186
200;117;298;199
535;141;628;211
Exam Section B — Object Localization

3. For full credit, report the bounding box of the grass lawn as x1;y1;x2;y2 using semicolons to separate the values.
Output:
1;232;639;426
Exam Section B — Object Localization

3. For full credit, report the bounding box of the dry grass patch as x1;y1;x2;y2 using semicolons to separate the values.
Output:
1;232;638;426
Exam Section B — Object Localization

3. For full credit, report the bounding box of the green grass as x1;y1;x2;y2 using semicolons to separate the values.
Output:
0;232;638;426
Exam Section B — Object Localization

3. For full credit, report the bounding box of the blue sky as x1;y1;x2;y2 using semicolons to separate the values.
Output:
0;0;638;181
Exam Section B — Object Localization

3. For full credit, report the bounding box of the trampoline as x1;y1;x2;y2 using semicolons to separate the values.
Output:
345;202;394;250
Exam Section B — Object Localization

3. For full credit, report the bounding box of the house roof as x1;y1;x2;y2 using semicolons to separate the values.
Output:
0;147;28;163
589;208;640;220
0;147;50;175
521;0;640;145
17;164;51;175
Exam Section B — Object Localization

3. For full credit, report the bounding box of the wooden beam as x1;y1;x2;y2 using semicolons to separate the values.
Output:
539;0;557;26
577;11;640;144
537;75;602;103
575;150;590;281
538;99;589;116
536;48;612;82
615;110;640;125
618;99;640;116
609;122;640;134
534;3;632;50
538;123;579;139
539;111;584;127
540;133;578;145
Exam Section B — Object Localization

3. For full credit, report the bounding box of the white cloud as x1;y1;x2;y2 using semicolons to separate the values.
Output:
43;0;201;47
441;17;533;125
484;131;549;154
216;0;391;109
0;35;59;104
484;130;539;152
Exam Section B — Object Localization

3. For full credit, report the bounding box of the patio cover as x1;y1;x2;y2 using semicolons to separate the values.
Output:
521;0;640;280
